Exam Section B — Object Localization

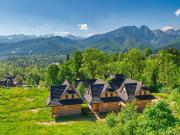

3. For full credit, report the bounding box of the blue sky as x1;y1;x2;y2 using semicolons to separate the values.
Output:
0;0;179;36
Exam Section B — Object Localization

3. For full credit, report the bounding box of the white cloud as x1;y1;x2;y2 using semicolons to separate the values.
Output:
160;26;174;31
54;31;70;36
175;9;180;16
78;24;88;31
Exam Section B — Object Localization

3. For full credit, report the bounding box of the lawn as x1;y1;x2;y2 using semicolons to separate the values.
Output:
0;87;101;135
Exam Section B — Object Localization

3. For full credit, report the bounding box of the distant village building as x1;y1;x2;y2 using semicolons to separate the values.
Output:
47;80;83;117
0;75;16;87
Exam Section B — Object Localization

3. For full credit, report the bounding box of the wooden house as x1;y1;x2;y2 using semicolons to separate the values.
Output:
117;79;156;109
0;75;16;87
84;83;121;113
47;81;83;117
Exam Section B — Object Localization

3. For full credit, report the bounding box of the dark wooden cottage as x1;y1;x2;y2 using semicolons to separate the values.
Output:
84;83;121;113
0;76;16;87
117;79;156;109
47;81;83;117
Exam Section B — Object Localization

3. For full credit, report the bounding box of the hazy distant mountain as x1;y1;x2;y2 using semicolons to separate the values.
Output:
161;38;180;50
65;34;85;40
0;25;180;56
0;34;36;43
0;36;81;55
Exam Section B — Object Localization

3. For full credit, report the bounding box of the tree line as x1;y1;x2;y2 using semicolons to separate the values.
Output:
0;48;179;92
46;48;180;92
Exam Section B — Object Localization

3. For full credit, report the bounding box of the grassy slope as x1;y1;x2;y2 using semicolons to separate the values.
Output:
0;87;100;135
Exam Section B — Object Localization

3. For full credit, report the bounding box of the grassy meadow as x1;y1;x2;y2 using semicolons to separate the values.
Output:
0;87;101;135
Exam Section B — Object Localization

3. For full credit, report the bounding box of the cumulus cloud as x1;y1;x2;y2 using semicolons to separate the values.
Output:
78;24;88;30
175;9;180;16
160;26;174;31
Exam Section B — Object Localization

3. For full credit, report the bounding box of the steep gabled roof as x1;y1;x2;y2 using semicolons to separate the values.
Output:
91;84;105;97
117;78;156;102
50;85;67;99
100;84;114;96
85;84;121;104
48;84;83;107
124;83;137;99
109;77;125;90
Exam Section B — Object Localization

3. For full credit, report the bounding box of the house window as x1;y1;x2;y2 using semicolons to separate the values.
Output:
144;91;146;95
66;95;68;99
72;94;74;99
111;92;113;97
105;93;108;97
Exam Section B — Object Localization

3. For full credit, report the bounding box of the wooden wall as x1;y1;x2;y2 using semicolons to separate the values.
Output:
135;100;151;109
52;104;81;116
101;91;117;98
91;102;120;113
61;93;80;100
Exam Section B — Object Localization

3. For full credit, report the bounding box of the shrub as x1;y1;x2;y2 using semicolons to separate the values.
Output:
105;113;117;128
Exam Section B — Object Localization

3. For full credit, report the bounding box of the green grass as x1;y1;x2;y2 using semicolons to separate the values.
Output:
0;87;100;135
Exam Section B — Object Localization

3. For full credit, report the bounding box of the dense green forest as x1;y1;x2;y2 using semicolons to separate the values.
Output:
0;48;179;92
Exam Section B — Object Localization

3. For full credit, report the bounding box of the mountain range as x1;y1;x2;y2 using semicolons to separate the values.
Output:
0;25;180;56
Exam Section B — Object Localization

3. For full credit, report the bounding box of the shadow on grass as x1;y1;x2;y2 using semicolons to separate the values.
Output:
55;114;97;122
54;112;109;123
55;105;97;122
54;104;109;123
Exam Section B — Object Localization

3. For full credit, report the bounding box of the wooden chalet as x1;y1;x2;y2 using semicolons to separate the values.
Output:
47;80;83;117
117;79;156;110
84;83;121;113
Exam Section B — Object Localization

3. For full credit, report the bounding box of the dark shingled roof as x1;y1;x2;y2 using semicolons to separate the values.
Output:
100;97;121;103
124;83;137;99
48;85;83;106
85;84;121;103
90;84;104;97
50;85;67;99
135;95;156;100
109;77;124;90
47;98;83;106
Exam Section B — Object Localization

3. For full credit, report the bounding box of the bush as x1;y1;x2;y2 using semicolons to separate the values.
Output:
105;113;117;128
143;101;176;132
